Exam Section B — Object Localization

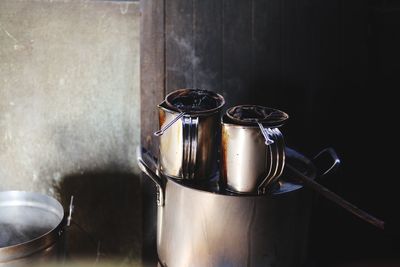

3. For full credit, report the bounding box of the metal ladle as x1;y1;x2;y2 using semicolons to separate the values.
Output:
154;112;185;136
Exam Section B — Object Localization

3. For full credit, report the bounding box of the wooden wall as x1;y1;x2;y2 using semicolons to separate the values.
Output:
141;0;400;265
140;0;359;155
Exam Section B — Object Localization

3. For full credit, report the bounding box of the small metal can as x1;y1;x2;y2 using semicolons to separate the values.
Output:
221;105;288;194
155;89;225;180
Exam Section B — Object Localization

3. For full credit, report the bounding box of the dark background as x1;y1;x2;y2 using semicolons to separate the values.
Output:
140;0;400;265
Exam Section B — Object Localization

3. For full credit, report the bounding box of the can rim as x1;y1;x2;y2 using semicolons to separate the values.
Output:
164;88;225;115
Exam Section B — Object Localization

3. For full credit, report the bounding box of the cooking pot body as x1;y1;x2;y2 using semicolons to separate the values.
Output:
157;181;312;267
158;106;221;180
139;147;316;267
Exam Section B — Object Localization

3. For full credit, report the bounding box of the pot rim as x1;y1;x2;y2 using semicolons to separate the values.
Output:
225;104;289;127
162;147;316;198
163;88;225;115
222;114;287;129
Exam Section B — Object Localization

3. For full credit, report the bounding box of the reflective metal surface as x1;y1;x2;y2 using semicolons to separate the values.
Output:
0;191;65;265
221;116;285;194
154;111;185;136
138;147;316;267
157;89;224;180
257;128;286;193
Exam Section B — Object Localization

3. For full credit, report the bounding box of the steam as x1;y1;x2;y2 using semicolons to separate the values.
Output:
167;33;217;90
0;206;61;248
0;223;48;247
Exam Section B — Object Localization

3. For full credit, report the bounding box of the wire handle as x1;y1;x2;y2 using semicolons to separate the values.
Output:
67;195;74;227
313;147;341;177
287;163;385;230
154;112;185;136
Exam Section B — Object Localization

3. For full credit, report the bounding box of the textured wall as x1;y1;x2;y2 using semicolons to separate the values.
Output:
0;0;141;263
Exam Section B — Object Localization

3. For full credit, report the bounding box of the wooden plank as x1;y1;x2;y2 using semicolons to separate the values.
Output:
193;0;223;92
165;0;194;93
140;0;165;155
251;0;283;106
277;0;316;151
222;0;253;107
140;0;165;264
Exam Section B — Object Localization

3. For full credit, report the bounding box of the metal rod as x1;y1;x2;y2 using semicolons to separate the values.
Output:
154;112;185;136
287;164;385;230
257;122;274;145
67;195;74;227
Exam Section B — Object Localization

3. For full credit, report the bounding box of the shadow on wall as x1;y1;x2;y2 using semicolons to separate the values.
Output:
55;172;142;264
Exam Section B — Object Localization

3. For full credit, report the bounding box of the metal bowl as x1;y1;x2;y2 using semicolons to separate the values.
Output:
0;191;65;264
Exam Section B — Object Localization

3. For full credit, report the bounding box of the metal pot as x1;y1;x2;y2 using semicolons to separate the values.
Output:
156;89;225;180
137;147;339;267
221;110;287;195
0;191;66;266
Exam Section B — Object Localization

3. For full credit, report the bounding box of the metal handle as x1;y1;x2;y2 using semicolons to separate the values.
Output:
287;163;384;230
154;112;185;136
313;147;341;177
258;138;275;194
182;116;199;179
257;122;274;145
257;128;285;194
67;195;74;227
137;147;165;206
268;128;285;185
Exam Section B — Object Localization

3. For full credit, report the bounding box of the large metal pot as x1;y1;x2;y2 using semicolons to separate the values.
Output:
138;147;338;267
0;191;65;266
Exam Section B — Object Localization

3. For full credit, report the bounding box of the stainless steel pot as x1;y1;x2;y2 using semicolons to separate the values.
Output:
221;114;286;194
156;89;225;180
137;147;338;267
0;191;65;266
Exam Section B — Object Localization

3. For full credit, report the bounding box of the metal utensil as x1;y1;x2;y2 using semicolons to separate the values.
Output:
257;122;274;145
0;191;65;265
156;89;225;180
287;163;385;230
154;112;185;136
221;105;287;195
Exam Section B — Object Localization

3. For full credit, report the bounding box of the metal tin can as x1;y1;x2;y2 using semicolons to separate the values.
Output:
156;89;225;180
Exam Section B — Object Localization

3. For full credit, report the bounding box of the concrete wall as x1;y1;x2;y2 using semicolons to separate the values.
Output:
0;0;141;263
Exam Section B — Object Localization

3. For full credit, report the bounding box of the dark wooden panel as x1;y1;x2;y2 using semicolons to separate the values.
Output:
140;0;165;264
193;0;223;92
251;0;283;105
276;0;316;151
140;0;165;155
222;0;253;107
165;0;194;92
